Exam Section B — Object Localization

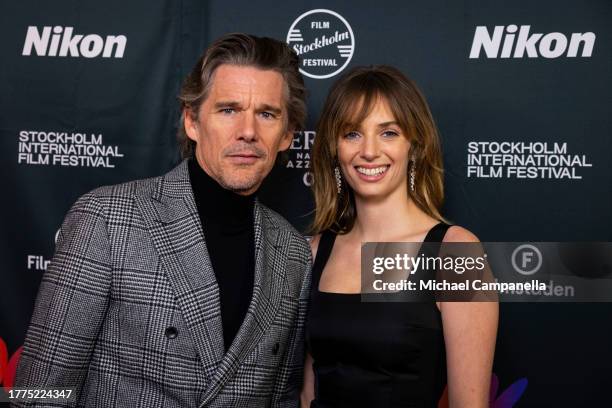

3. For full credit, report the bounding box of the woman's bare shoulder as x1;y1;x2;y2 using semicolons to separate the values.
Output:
443;225;480;243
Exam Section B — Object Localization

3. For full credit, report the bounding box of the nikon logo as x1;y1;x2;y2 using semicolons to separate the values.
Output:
22;26;127;58
470;25;595;59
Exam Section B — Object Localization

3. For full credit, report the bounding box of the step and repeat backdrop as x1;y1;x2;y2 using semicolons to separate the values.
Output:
1;0;610;406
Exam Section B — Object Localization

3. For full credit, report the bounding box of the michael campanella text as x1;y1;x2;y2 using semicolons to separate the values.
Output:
373;279;546;292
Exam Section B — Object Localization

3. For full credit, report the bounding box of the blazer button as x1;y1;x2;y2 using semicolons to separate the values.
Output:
165;327;178;339
272;342;280;355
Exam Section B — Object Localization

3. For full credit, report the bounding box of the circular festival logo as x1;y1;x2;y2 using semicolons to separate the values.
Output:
287;9;355;79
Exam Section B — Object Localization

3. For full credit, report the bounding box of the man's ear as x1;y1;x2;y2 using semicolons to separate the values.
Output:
279;129;294;152
184;108;199;142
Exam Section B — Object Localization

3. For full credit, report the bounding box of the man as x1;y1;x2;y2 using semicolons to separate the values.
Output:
13;33;311;407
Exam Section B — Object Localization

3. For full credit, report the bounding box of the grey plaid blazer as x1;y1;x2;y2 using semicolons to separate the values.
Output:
13;160;312;407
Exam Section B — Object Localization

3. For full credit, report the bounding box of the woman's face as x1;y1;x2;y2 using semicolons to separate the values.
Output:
337;98;411;202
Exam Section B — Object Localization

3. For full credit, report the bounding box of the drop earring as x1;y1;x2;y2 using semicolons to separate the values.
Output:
334;166;342;194
409;159;416;192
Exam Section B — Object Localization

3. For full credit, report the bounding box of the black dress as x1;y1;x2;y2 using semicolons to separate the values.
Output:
306;223;450;408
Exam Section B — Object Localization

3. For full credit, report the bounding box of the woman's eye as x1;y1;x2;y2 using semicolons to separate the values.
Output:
344;131;360;139
382;130;399;137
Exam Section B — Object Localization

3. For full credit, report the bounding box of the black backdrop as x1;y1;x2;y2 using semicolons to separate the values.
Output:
1;1;610;406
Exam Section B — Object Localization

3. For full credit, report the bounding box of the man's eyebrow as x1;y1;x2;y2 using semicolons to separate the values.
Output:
258;104;283;115
213;101;242;109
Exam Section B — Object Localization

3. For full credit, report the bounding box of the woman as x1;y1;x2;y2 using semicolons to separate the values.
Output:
302;66;498;407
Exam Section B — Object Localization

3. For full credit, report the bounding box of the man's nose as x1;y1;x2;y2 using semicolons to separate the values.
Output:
360;135;380;160
237;112;257;142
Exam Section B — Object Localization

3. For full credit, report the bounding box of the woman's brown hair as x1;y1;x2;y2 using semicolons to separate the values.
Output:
311;65;445;234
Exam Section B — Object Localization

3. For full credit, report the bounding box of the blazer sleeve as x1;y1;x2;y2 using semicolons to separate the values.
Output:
11;191;113;407
271;235;312;408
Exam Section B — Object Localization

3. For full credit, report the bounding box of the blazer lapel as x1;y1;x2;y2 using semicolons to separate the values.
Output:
200;201;290;405
135;160;225;382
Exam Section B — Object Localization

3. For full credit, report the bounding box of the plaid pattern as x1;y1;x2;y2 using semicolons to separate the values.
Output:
12;160;312;407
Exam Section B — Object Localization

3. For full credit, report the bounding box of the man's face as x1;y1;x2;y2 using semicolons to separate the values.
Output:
185;64;293;195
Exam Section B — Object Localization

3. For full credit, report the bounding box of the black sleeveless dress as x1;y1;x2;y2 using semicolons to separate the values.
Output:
306;223;450;408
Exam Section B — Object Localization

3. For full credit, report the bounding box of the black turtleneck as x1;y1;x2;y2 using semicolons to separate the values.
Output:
188;158;255;352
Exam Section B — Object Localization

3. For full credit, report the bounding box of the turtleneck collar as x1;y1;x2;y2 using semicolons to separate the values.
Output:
188;157;256;232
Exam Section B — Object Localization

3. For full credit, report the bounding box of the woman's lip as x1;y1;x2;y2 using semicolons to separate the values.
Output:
353;165;390;181
354;164;390;169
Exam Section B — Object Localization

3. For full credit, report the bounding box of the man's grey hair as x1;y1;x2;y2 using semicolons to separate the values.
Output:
177;33;307;158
